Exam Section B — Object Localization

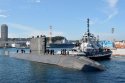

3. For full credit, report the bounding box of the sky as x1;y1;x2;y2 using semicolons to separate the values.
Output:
0;0;125;40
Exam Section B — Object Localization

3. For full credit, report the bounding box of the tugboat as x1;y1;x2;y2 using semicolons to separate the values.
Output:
56;18;112;60
78;18;112;60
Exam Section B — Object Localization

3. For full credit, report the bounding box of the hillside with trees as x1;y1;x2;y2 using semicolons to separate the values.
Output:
46;36;65;43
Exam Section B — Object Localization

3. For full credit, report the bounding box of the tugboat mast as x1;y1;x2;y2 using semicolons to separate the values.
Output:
87;18;90;36
87;18;90;42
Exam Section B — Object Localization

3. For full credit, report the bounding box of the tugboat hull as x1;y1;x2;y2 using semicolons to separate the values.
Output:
88;53;112;61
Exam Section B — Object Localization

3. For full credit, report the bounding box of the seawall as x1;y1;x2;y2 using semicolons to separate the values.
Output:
9;53;105;71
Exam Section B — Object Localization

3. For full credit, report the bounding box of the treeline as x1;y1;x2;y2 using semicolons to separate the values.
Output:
46;36;65;42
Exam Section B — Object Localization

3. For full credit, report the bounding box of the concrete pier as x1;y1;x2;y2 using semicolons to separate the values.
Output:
112;49;125;56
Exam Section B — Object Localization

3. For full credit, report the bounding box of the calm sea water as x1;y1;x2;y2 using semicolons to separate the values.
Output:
0;48;125;83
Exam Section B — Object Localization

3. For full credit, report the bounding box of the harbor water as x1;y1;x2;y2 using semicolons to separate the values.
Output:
0;48;125;83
